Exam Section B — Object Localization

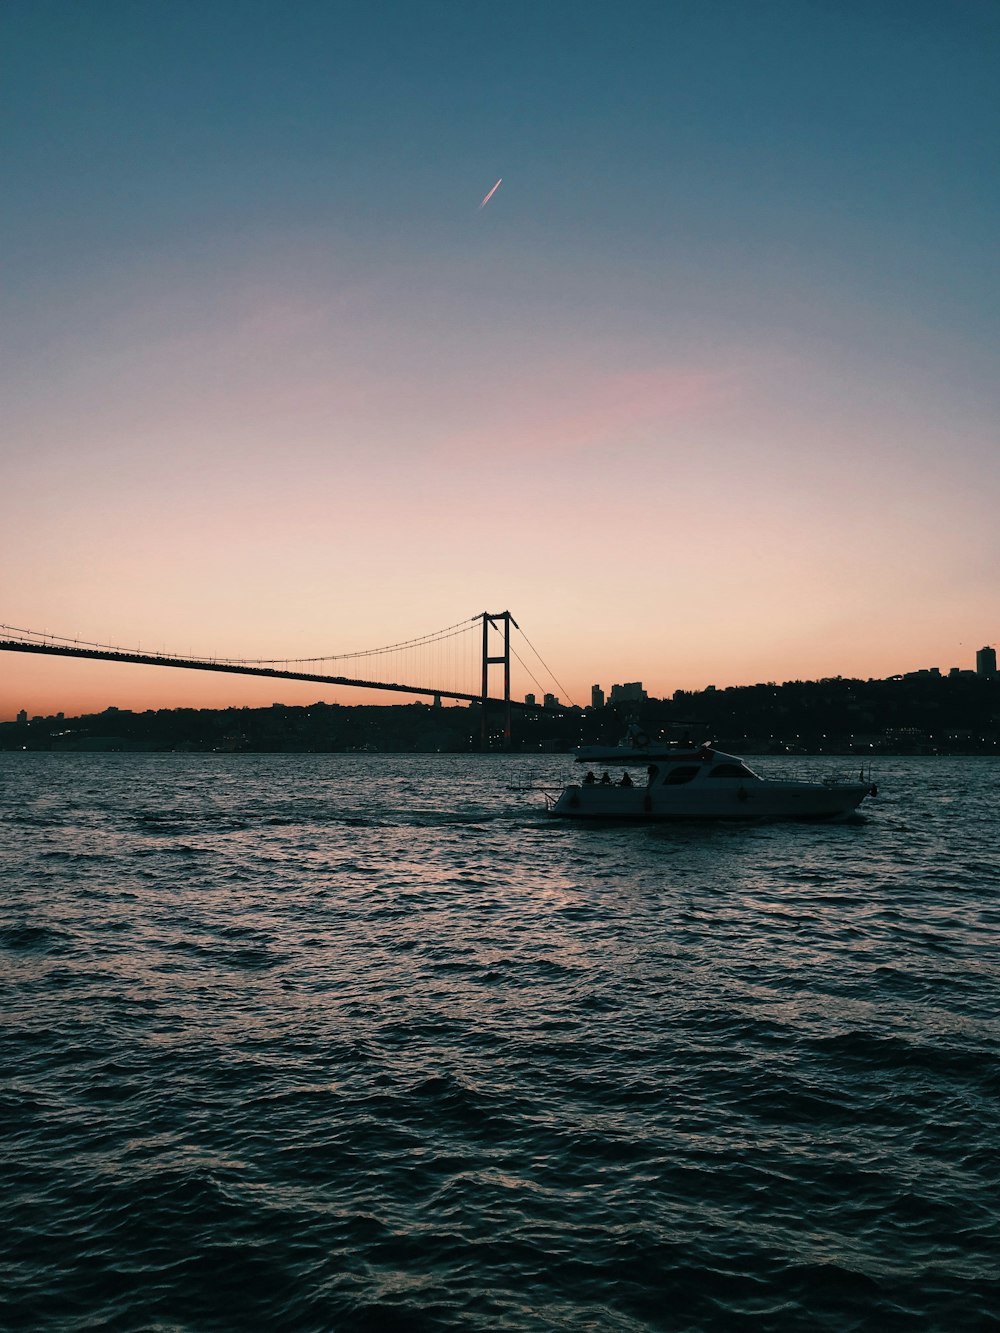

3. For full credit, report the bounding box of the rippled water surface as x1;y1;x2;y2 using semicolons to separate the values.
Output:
2;753;998;1331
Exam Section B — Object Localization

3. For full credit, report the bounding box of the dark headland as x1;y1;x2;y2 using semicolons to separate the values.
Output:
4;670;996;755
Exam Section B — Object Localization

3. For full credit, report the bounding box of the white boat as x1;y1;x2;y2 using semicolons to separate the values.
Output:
546;737;875;822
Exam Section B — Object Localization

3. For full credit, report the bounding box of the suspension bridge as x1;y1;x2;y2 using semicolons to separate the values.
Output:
0;612;575;747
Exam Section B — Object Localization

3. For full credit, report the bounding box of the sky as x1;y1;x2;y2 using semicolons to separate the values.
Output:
2;0;998;719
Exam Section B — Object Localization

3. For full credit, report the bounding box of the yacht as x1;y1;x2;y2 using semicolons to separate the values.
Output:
546;737;875;822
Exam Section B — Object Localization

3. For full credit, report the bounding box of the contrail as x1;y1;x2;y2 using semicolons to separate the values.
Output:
479;177;503;209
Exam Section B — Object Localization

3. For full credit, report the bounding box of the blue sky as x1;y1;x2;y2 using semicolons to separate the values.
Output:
5;3;996;282
2;1;998;715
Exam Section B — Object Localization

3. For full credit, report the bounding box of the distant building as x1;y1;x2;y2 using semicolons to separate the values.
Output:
591;684;605;709
543;693;559;709
609;681;647;706
976;646;997;678
524;693;536;707
16;709;27;724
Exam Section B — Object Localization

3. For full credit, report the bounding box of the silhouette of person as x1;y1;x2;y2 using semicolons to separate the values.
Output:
600;771;612;785
583;770;596;784
620;771;633;787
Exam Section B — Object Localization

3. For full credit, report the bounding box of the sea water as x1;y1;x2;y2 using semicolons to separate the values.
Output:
2;753;998;1331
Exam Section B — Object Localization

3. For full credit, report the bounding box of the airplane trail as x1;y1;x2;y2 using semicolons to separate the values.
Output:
479;177;502;209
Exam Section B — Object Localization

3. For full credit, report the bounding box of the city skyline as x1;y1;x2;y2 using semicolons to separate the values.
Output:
2;634;996;726
3;2;998;719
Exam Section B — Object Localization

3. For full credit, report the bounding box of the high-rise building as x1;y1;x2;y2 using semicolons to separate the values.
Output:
591;684;605;709
524;693;536;707
976;646;997;677
609;682;647;705
543;693;559;709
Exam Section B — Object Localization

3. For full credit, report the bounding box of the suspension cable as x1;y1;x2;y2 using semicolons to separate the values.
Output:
249;618;478;665
513;624;577;707
1;615;574;705
0;617;479;668
509;644;549;700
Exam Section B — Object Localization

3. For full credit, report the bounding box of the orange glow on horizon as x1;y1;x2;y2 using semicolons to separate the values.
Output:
0;621;988;723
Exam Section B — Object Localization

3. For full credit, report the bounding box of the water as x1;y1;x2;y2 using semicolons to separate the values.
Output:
2;753;998;1331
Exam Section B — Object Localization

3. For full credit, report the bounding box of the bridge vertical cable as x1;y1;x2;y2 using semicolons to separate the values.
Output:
0;614;573;711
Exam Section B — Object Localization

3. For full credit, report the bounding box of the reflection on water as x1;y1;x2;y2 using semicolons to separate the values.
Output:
1;753;998;1331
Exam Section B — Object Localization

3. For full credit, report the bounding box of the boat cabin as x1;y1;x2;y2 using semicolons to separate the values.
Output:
648;757;760;786
576;742;763;787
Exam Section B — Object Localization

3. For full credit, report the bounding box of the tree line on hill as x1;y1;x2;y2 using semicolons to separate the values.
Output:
2;670;996;753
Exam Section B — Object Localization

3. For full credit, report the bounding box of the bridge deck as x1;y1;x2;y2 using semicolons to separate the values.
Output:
0;639;543;710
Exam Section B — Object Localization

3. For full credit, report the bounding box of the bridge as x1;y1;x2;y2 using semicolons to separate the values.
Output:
0;612;575;747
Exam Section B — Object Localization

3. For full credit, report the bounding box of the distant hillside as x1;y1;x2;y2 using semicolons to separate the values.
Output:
3;672;997;753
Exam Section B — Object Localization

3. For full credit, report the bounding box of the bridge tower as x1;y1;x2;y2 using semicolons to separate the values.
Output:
480;610;517;749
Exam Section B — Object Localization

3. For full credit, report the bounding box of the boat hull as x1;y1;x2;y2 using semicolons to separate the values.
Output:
549;780;870;822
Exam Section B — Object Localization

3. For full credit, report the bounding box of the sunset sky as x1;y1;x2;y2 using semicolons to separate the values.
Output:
2;1;998;719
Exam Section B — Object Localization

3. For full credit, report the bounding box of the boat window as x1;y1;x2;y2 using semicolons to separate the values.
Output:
663;766;700;785
708;763;756;779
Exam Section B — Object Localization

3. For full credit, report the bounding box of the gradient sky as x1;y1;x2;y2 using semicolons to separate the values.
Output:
2;0;998;719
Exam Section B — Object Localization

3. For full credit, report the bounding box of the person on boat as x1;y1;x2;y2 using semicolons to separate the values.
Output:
583;770;596;784
620;771;633;787
600;770;612;785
